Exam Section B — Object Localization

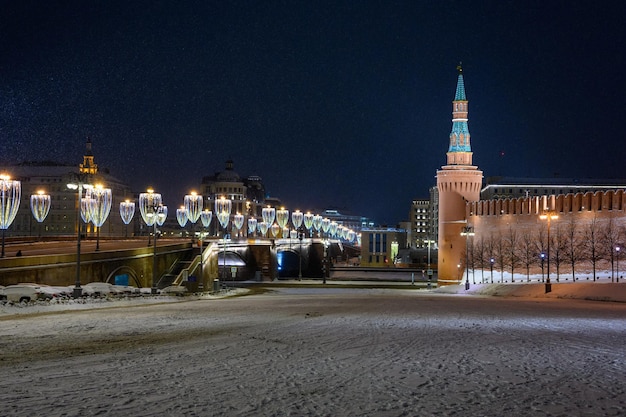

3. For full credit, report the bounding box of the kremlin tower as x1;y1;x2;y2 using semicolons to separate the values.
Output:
436;66;483;284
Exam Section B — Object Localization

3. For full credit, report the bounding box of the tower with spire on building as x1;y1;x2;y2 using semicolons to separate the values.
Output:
436;65;483;284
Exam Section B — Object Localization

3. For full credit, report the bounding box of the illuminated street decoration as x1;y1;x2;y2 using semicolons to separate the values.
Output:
200;209;213;228
276;207;289;231
312;214;322;237
270;222;280;238
262;206;275;227
247;217;257;236
30;190;51;223
215;196;232;230
176;206;189;228
321;218;331;237
303;212;314;236
139;189;162;227
89;185;112;251
0;175;21;257
119;200;135;225
119;199;135;238
291;210;303;231
258;221;269;237
233;213;244;236
184;192;202;224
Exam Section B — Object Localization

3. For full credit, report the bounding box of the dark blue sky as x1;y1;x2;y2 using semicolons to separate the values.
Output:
1;1;625;224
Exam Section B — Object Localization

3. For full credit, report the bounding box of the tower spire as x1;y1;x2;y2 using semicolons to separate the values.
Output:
446;65;472;166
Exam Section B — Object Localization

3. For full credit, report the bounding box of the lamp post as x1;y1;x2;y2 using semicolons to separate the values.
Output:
89;185;112;251
615;246;621;282
303;212;314;237
247;217;257;238
0;175;21;258
139;189;165;294
233;213;244;238
291;210;304;280
540;211;558;293
30;190;51;239
540;253;545;282
461;226;474;290
67;174;92;298
490;257;494;284
215;196;232;282
119;199;135;238
199;209;213;291
184;192;203;243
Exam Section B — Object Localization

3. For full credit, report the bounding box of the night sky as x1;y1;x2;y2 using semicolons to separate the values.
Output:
1;1;625;225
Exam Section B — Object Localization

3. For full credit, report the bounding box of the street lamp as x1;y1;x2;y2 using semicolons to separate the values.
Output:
89;185;112;251
67;174;93;297
233;213;244;238
303;212;314;237
247;217;257;238
119;199;135;238
199;209;213;290
540;211;558;293
30;190;51;239
540;252;545;282
276;207;289;238
615;246;621;282
215;196;232;282
139;189;165;294
291;210;304;279
184;192;203;243
0;175;21;258
490;257;495;284
176;206;189;229
460;226;474;290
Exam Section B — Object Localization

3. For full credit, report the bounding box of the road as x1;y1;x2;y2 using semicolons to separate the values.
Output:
0;287;623;416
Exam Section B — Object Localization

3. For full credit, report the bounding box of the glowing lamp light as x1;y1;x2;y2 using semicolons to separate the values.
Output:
89;186;112;228
258;221;269;237
156;205;168;226
30;190;51;223
215;196;232;229
291;210;303;230
233;213;245;234
312;214;323;236
0;175;21;257
184;192;203;224
276;207;289;230
247;217;257;235
262;206;275;227
270;223;280;238
303;212;314;234
139;189;163;226
321;218;331;236
176;206;189;228
200;209;213;228
119;200;135;225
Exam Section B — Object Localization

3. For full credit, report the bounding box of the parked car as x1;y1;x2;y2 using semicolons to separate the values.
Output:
20;283;71;299
0;284;49;302
81;282;117;297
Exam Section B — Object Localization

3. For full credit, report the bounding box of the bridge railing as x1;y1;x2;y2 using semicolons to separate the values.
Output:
172;241;219;287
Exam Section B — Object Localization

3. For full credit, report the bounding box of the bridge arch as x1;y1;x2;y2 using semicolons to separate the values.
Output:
106;266;142;287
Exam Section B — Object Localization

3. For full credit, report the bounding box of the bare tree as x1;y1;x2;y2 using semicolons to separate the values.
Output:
535;222;547;282
485;235;496;283
552;223;567;282
583;216;602;282
563;217;583;281
505;226;520;282
518;229;536;282
600;216;622;282
471;236;485;284
494;232;506;283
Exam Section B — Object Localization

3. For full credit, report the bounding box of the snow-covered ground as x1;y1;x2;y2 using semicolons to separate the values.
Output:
0;282;624;416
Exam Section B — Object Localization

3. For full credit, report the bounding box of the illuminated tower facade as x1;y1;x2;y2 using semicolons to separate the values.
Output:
436;66;483;284
79;139;98;175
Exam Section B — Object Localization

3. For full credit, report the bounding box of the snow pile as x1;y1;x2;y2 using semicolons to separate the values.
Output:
434;282;626;302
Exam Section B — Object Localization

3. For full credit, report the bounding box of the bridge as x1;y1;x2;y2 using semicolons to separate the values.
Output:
0;237;362;291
